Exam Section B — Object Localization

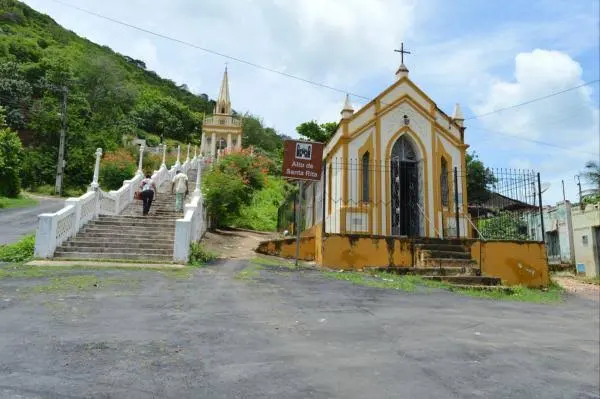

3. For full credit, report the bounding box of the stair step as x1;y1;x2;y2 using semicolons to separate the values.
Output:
91;219;176;228
61;240;174;250
415;244;470;253
420;250;472;260
76;231;175;240
53;251;173;261
419;258;477;268
423;276;501;286
56;246;172;255
377;266;478;276
448;284;514;293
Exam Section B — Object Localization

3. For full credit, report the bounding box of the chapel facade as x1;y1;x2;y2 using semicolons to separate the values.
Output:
200;67;242;158
304;58;470;239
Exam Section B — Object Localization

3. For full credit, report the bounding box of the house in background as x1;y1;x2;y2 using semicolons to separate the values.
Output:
572;203;600;277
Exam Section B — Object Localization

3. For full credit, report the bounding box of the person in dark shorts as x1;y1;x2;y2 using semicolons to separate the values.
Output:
140;174;157;216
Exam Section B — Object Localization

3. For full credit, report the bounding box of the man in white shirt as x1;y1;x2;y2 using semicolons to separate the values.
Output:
171;170;189;212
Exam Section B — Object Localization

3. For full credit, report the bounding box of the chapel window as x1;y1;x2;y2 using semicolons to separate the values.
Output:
362;151;370;203
441;157;449;207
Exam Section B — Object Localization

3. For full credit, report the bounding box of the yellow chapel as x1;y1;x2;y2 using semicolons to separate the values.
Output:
303;55;470;239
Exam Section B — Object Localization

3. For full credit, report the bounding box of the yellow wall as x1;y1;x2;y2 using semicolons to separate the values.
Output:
470;241;549;288
256;237;316;261
321;235;412;270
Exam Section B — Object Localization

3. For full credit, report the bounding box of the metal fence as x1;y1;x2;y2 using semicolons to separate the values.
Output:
277;158;544;242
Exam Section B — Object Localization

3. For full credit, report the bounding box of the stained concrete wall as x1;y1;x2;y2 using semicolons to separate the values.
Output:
256;237;316;261
321;235;413;270
470;241;549;288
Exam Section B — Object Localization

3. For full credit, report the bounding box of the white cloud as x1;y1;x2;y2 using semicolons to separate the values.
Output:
471;49;599;204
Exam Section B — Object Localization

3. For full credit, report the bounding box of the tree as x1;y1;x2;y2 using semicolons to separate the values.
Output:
582;160;600;192
466;152;496;204
0;107;24;197
295;120;337;143
0;61;32;129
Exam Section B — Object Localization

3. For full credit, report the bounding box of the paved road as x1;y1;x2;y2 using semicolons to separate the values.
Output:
0;197;64;245
0;260;598;398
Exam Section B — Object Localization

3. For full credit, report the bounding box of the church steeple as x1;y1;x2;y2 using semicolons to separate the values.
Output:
215;66;231;115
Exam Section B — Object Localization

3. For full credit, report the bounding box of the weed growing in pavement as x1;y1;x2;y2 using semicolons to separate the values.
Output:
0;234;35;263
189;243;217;266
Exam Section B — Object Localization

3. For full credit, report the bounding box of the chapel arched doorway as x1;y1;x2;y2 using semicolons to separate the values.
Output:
390;135;420;236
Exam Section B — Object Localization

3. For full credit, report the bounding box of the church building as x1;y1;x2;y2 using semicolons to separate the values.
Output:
304;49;470;239
200;67;242;158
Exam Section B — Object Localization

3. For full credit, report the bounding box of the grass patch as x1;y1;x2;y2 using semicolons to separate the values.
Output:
29;274;139;295
189;243;217;267
452;282;564;304
323;270;565;303
0;234;35;263
235;264;263;280
0;195;39;209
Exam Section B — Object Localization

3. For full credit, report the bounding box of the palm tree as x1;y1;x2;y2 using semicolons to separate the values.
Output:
583;160;600;194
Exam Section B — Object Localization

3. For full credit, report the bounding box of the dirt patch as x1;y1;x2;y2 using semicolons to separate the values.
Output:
202;228;279;259
553;276;600;301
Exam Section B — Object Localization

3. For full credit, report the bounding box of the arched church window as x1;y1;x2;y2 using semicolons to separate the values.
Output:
362;151;370;203
391;136;417;162
441;157;449;207
221;107;225;114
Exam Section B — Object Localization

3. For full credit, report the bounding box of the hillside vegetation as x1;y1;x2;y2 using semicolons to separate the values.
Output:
0;0;284;194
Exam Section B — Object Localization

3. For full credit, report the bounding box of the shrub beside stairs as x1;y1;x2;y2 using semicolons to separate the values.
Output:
53;169;197;262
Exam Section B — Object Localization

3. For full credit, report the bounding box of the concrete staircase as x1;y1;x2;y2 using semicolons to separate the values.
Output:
54;169;197;262
383;239;502;288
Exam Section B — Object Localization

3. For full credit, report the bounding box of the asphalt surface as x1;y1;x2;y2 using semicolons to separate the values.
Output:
0;197;64;245
0;260;598;398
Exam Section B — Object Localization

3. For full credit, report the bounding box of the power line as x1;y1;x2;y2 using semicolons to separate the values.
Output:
48;0;599;123
464;80;600;120
47;0;373;102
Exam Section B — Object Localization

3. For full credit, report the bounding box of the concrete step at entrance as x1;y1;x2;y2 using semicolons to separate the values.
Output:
419;258;478;268
379;266;478;276
415;243;470;253
423;275;501;286
81;226;176;236
91;219;176;228
420;250;472;260
53;251;173;261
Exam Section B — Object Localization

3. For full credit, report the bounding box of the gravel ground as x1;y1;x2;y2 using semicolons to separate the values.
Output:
0;260;598;399
554;276;600;301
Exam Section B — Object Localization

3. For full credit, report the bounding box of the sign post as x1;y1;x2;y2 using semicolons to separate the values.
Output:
282;140;324;266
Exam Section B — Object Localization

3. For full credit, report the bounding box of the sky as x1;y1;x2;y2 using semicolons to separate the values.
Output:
22;0;600;205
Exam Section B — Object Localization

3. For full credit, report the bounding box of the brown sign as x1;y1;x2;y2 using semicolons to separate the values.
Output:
282;140;324;181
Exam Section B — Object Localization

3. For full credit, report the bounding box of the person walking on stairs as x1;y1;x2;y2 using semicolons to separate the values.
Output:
140;174;157;216
172;170;189;213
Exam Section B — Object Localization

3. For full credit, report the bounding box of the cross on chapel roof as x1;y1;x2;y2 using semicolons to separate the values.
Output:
394;42;410;78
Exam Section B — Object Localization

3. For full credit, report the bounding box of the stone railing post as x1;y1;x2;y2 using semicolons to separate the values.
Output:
173;219;191;263
175;144;181;167
89;147;102;192
137;144;145;175
193;145;197;160
161;143;167;168
65;197;82;231
194;164;202;194
186;143;191;162
34;214;58;258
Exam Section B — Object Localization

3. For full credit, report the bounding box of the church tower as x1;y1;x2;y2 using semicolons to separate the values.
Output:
201;67;242;158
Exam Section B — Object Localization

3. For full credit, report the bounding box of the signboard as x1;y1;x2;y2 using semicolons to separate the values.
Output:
282;140;324;181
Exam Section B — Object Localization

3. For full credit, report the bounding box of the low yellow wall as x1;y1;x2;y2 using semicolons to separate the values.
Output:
470;241;549;288
255;237;316;261
321;235;413;270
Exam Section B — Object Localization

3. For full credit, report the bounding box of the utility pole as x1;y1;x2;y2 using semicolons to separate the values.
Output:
54;87;68;196
575;175;583;209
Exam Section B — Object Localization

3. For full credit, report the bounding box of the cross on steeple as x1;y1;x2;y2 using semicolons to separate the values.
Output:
394;42;411;65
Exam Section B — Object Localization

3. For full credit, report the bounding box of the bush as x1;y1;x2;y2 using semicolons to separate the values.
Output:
229;176;288;231
99;148;136;190
0;119;24;198
0;234;35;262
189;242;217;266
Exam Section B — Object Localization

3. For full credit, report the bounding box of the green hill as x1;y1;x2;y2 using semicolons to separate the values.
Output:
0;0;283;192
